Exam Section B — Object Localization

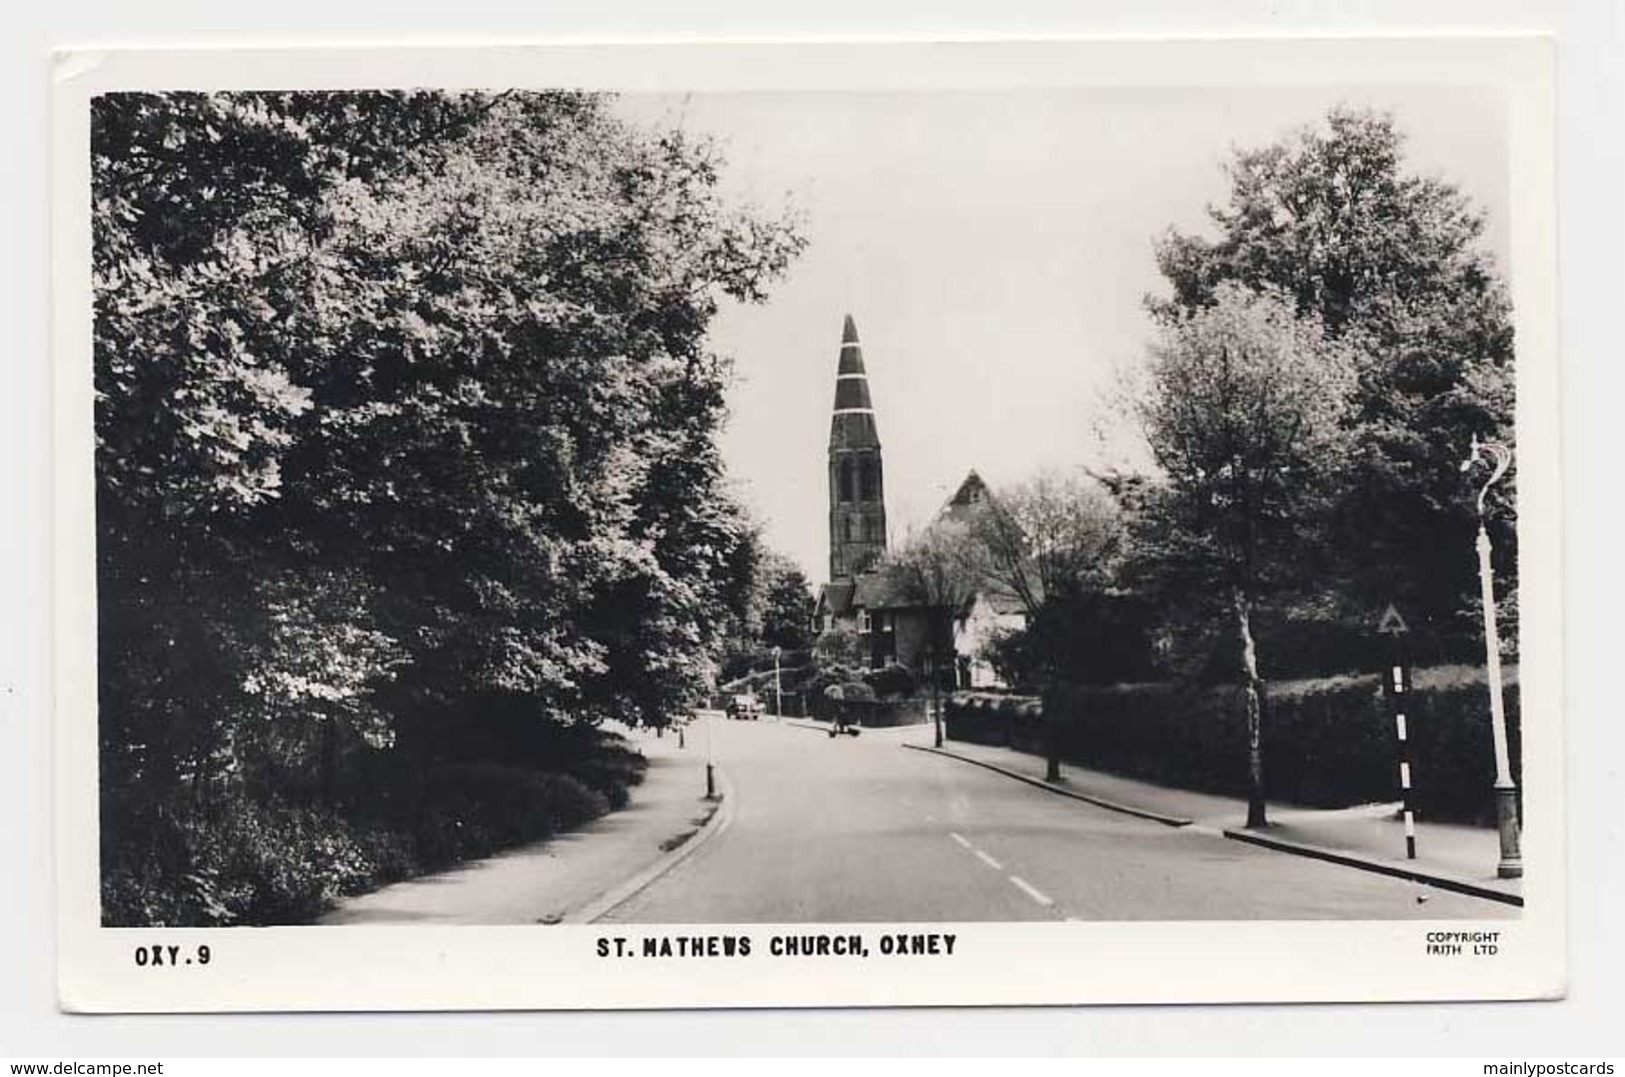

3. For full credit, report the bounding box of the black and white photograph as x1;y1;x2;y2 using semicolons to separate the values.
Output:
50;38;1564;1011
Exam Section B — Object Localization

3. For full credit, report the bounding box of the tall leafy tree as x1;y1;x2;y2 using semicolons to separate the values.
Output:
879;521;984;747
971;470;1122;636
93;92;491;834
969;470;1123;779
1135;284;1356;827
92;90;803;923
1152;107;1515;649
756;553;816;652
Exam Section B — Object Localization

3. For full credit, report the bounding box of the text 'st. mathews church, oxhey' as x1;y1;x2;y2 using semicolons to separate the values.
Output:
811;315;1029;689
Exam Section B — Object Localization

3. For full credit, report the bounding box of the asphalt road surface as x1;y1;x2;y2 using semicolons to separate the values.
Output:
602;718;1518;923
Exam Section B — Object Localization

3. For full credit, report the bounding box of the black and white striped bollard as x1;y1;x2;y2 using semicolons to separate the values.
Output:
1377;605;1417;860
1392;664;1417;859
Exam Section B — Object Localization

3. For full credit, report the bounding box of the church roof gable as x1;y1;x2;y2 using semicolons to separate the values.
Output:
816;580;857;616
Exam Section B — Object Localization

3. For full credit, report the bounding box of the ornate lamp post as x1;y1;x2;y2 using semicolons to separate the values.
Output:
1460;435;1521;879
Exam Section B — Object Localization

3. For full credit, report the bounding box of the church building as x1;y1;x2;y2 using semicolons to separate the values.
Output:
811;315;1028;689
826;312;887;582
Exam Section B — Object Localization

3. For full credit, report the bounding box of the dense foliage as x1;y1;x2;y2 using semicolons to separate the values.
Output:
982;590;1160;689
94;91;802;924
1151;107;1516;652
1042;108;1526;826
754;552;816;652
714;542;815;686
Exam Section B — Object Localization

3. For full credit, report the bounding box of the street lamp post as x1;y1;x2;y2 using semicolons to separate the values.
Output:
1460;435;1521;879
773;647;783;719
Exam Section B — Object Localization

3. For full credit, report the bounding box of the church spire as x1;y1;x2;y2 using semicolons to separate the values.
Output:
830;312;880;450
828;314;887;581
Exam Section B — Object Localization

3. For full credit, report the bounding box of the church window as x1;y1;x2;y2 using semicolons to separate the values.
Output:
839;459;855;502
858;610;871;634
845;516;855;541
859;458;878;501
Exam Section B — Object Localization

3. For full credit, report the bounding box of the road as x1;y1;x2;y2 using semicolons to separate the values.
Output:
602;717;1517;923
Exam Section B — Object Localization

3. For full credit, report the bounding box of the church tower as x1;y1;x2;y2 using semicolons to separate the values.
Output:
828;313;888;581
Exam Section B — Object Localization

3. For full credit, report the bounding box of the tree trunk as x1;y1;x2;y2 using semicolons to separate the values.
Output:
1234;585;1267;828
1044;694;1062;782
930;624;948;748
1041;617;1063;782
932;655;943;748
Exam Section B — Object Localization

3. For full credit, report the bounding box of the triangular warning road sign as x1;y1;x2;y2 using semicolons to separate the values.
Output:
1376;604;1410;636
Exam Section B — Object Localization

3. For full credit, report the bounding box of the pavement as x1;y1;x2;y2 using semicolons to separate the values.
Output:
912;733;1522;904
319;722;720;926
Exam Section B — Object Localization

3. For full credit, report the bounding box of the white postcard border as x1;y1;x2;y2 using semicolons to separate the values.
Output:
52;35;1563;1013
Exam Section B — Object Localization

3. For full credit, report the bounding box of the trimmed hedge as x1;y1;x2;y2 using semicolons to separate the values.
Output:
944;665;1520;824
864;662;919;700
948;693;1046;753
809;692;931;727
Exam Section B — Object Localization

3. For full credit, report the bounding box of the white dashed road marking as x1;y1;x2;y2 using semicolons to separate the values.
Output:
945;829;1061;913
1008;876;1055;907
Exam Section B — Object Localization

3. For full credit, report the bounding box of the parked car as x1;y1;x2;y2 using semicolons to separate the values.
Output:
726;693;764;720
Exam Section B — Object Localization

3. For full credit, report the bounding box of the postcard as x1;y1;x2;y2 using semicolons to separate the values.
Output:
52;36;1562;1011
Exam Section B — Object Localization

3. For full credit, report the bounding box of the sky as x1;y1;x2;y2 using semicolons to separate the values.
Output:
613;86;1510;586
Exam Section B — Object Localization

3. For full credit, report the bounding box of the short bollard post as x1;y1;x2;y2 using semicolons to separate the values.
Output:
702;711;717;800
